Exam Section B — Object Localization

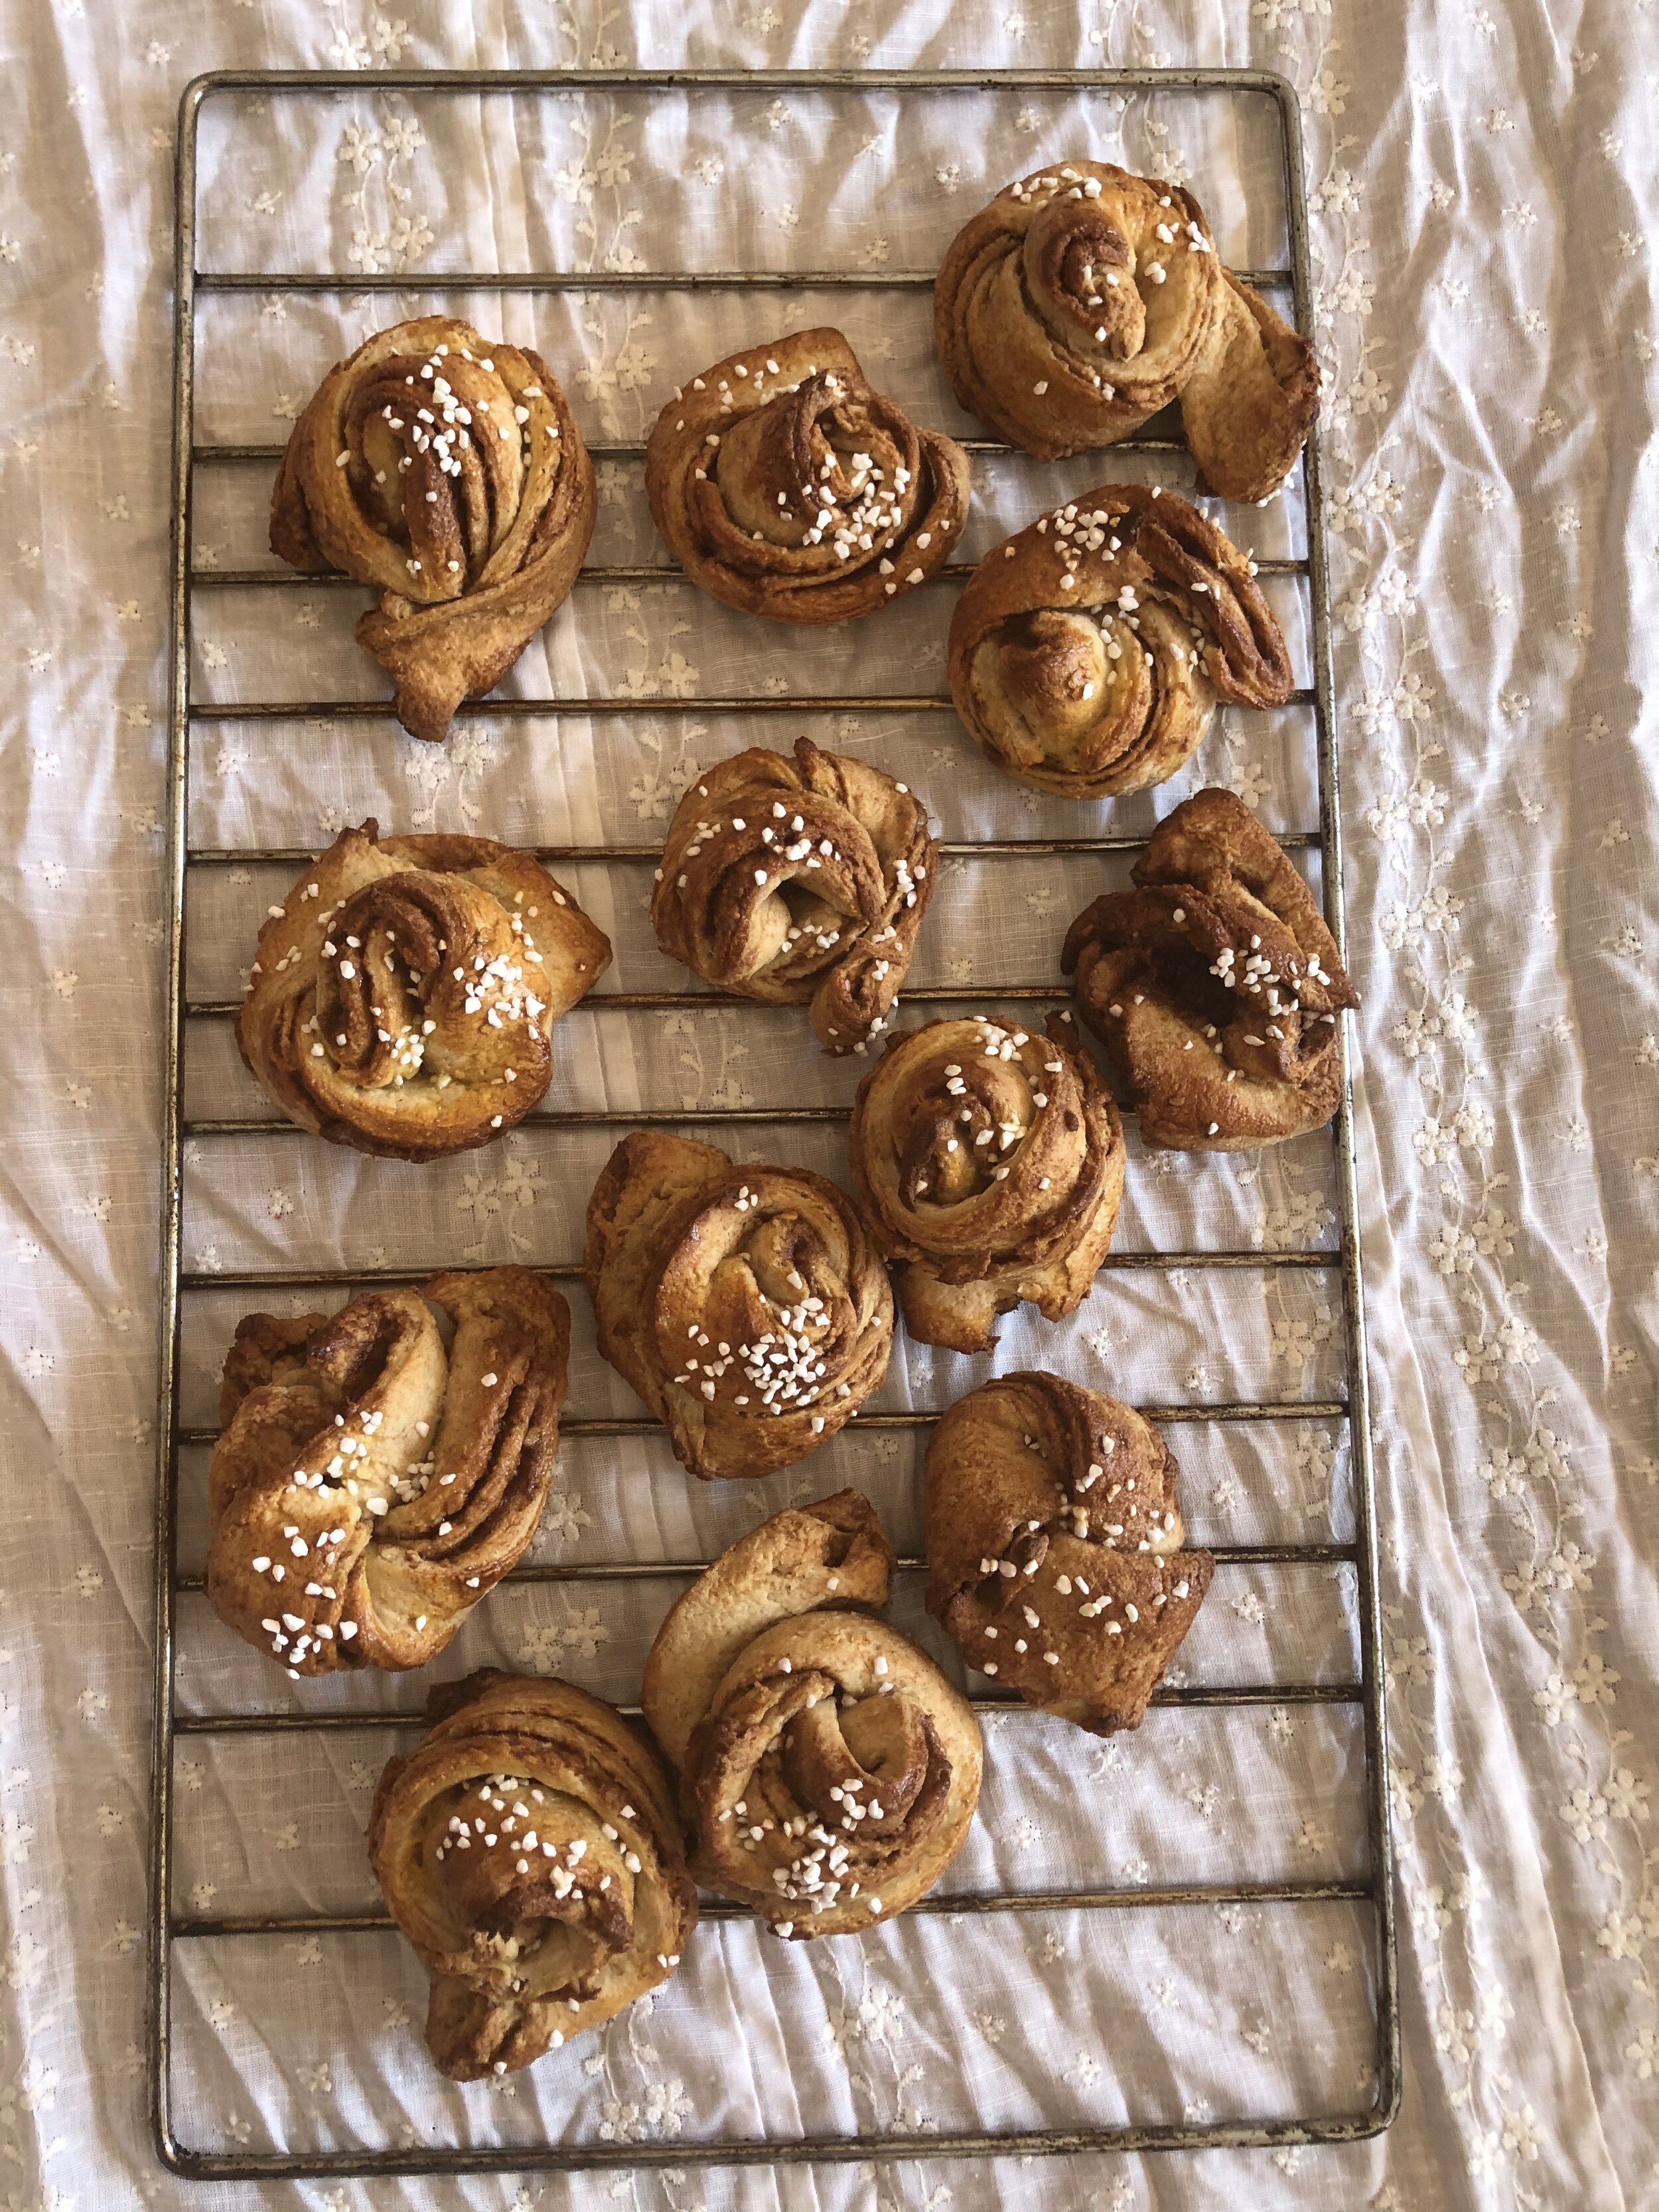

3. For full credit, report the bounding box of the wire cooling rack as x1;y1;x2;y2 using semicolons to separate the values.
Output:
151;66;1398;2181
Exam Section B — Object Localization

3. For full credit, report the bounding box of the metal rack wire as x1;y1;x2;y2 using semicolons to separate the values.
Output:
152;66;1398;2181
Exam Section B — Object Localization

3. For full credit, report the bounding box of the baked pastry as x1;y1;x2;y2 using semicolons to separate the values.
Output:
206;1269;567;1676
270;315;595;743
1062;786;1357;1150
236;820;610;1161
947;485;1293;799
651;737;936;1054
934;162;1320;501
642;1491;981;1937
644;327;971;623
847;1012;1125;1354
368;1668;697;2079
925;1372;1213;1736
583;1132;893;1480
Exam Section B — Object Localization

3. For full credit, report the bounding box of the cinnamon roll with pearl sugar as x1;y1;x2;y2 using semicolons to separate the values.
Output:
368;1669;697;2079
925;1373;1213;1737
1062;787;1358;1150
948;486;1294;800
583;1130;894;1481
651;738;936;1055
236;822;610;1162
206;1268;569;1678
934;162;1320;501
270;316;595;744
642;1491;982;1938
644;327;971;624
849;1013;1125;1353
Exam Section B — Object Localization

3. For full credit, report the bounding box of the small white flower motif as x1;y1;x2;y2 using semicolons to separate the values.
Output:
1597;1911;1642;1962
1065;2049;1102;2088
1607;1769;1650;1822
769;202;800;233
1437;275;1470;306
1344;366;1390;417
298;2061;334;2095
1479;1447;1525;1499
934;165;962;194
1454;1102;1494;1149
1573;1653;1619;1706
1386;1635;1432;1690
1629;2029;1659;2079
973;2012;1008;2043
1409;1882;1451;1940
266;1187;294;1220
1421;1754;1462;1803
1309;167;1362;216
1467;2130;1502;2178
328;30;372;69
1559;1787;1608;1843
372;15;411;61
1226;757;1269;808
1390;1765;1423;1822
1429;1225;1475;1275
1484;107;1514;132
1548;502;1582;536
1305;67;1348;116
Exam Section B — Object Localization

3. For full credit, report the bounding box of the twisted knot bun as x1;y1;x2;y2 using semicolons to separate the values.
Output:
583;1131;894;1480
948;485;1293;798
934;162;1320;500
644;328;971;623
236;821;610;1161
271;315;595;743
925;1373;1213;1736
642;1491;981;1938
1062;786;1357;1150
206;1269;568;1676
848;1012;1125;1353
368;1669;696;2079
652;737;936;1053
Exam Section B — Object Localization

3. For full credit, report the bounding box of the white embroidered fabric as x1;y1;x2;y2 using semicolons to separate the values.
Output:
4;6;1654;2210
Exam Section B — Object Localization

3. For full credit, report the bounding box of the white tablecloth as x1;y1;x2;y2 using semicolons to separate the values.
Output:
5;3;1655;2207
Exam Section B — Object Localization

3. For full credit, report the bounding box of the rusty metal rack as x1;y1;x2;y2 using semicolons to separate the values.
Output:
151;65;1398;2181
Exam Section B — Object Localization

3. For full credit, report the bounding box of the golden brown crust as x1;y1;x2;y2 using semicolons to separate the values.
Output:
1062;787;1357;1151
847;1012;1125;1353
933;162;1319;497
234;820;610;1161
583;1130;894;1480
642;1489;896;1771
641;1496;980;1938
651;737;936;1053
368;1668;697;2079
948;485;1294;799
644;327;972;625
924;1372;1213;1736
271;316;596;743
206;1270;569;1676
